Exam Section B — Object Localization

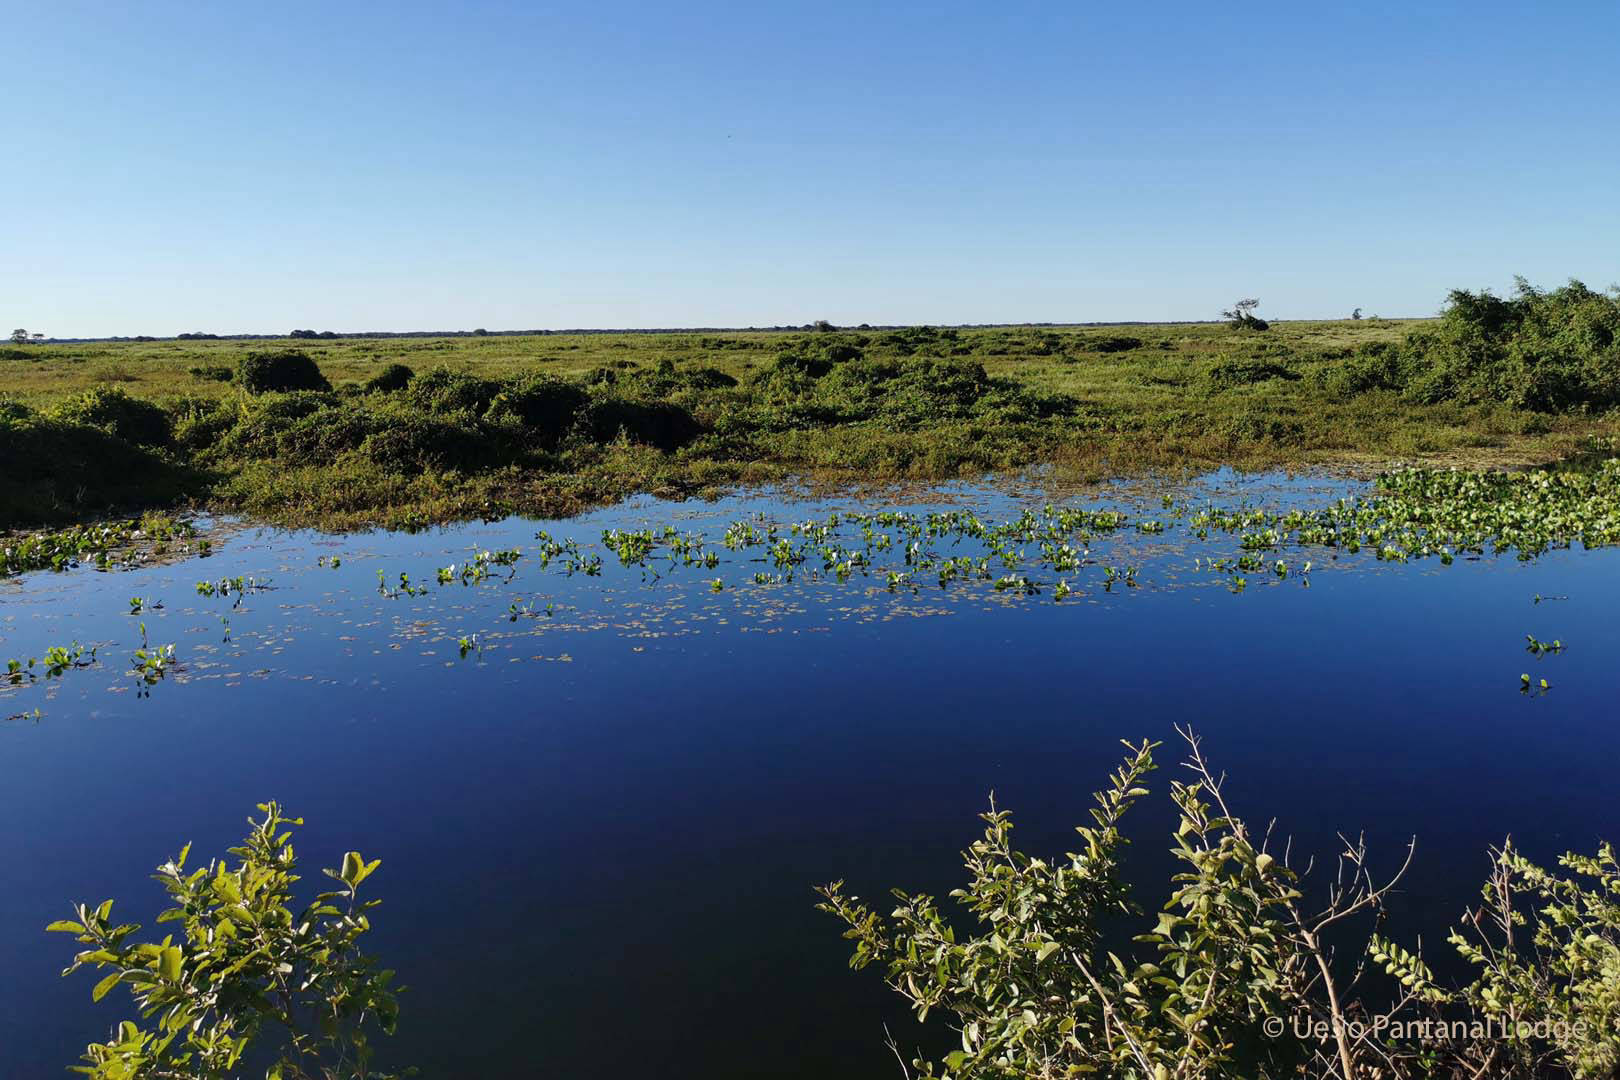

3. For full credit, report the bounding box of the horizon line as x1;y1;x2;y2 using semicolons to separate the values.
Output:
16;314;1433;345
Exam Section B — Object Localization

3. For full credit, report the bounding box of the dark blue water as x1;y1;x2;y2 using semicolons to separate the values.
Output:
3;472;1617;1078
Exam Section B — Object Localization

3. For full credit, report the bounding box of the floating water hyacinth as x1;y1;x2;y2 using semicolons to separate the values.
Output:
195;576;271;606
1524;634;1565;657
5;643;96;686
129;623;175;697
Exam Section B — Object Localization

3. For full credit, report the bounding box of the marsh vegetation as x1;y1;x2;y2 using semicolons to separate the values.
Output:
3;285;1615;531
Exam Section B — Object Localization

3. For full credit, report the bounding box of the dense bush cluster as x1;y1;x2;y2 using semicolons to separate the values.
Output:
823;734;1620;1080
741;337;1075;431
46;386;172;447
0;400;190;524
0;332;1092;526
238;350;332;394
1324;279;1620;411
1202;357;1300;391
363;362;415;393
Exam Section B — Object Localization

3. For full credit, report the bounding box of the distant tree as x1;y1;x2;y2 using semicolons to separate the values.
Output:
472;328;490;336
31;333;43;342
1220;298;1269;331
10;328;28;344
290;329;318;339
812;319;836;333
1351;308;1363;320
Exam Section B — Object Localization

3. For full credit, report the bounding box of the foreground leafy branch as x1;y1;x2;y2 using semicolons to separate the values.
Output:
819;730;1620;1079
48;802;405;1079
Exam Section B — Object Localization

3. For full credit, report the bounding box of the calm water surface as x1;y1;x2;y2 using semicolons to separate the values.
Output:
3;471;1617;1077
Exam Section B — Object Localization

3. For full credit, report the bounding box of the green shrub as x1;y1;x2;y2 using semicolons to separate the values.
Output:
49;803;405;1079
485;374;588;446
0;413;189;525
360;408;491;472
1327;279;1620;411
711;400;843;438
821;734;1620;1080
1081;334;1143;353
208;392;344;461
1219;407;1305;443
238;350;331;394
364;363;415;393
576;396;701;450
812;355;994;427
46;386;172;447
168;396;236;453
620;363;740;399
404;366;500;414
970;382;1076;423
1318;342;1410;398
1203;358;1300;390
770;349;837;379
187;364;234;382
273;405;379;464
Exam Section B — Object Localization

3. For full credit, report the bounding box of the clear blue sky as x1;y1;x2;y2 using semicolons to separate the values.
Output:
6;1;1618;337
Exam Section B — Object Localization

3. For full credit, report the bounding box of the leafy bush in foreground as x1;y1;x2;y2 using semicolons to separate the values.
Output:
50;803;403;1080
1330;279;1620;411
821;732;1620;1079
238;351;332;394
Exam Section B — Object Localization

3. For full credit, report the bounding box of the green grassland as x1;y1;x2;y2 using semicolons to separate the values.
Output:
1;317;1612;531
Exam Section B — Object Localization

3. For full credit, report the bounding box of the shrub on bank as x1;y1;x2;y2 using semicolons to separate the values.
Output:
576;396;702;450
485;375;588;447
360;407;493;472
1328;278;1620;411
0;412;190;525
46;386;172;447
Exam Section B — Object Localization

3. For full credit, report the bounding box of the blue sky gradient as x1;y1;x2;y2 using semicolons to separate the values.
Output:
6;1;1619;336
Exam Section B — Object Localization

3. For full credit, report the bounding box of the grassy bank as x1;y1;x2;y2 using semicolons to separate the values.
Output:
2;313;1613;530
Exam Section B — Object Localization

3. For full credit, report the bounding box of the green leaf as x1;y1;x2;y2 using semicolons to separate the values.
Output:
91;972;122;1002
45;920;86;934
